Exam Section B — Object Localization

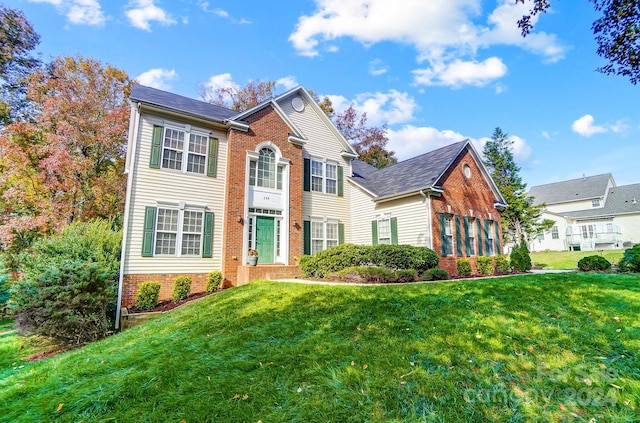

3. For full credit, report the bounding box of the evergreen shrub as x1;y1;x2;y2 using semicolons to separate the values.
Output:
172;276;192;302
135;282;161;311
495;255;511;274
206;271;223;292
577;255;611;272
422;268;450;281
477;256;495;276
619;244;640;272
456;259;472;276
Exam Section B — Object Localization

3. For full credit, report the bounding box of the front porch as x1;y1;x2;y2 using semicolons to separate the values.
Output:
236;264;302;285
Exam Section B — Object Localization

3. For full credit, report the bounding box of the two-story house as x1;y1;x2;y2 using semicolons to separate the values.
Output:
528;173;640;252
116;84;506;321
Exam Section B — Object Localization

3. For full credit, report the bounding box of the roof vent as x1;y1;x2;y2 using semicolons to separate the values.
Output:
633;198;638;205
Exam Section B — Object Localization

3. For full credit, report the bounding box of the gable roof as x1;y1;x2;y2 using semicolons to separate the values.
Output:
562;183;640;219
350;140;506;205
528;173;614;205
130;84;237;122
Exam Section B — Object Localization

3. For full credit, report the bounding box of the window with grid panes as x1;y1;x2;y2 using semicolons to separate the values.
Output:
443;216;453;254
181;210;203;255
161;127;209;174
155;208;179;255
378;218;392;245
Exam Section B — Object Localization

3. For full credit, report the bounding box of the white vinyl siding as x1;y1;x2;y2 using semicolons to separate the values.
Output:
122;112;227;275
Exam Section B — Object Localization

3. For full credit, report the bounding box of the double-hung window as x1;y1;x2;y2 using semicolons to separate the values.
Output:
161;126;209;175
486;221;495;256
155;207;204;256
310;220;339;255
311;159;338;194
249;148;284;190
466;218;476;256
551;225;559;239
443;216;453;255
377;217;392;245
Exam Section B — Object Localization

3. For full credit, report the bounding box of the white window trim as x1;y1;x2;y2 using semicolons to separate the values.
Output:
486;221;495;256
467;218;476;256
154;203;206;257
443;216;453;255
160;124;210;175
310;218;339;254
310;157;338;195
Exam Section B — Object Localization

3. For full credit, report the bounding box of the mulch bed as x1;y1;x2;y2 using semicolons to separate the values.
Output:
127;290;220;314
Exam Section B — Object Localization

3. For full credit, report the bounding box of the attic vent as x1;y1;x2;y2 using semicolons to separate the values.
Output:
633;198;638;205
291;97;305;112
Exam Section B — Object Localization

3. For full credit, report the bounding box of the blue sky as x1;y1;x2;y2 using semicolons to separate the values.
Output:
11;0;639;188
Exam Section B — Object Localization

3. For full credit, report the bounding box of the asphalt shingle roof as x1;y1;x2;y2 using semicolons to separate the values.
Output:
563;183;640;219
130;84;237;122
351;140;468;198
528;173;613;205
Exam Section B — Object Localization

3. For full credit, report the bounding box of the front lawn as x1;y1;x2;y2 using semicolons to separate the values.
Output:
531;249;625;270
0;273;638;422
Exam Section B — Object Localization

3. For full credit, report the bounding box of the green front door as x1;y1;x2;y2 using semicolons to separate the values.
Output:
255;216;275;263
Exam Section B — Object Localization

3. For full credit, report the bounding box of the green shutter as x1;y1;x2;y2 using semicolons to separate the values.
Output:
337;166;344;197
455;216;463;256
495;220;501;255
390;217;398;245
477;219;483;256
303;220;311;255
202;212;214;258
303;158;310;192
484;220;491;255
371;220;378;245
439;213;448;256
207;137;219;177
149;125;163;168
338;223;345;244
142;206;157;257
464;217;471;256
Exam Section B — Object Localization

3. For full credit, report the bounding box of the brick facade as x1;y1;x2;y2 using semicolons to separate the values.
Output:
222;105;304;286
430;149;504;275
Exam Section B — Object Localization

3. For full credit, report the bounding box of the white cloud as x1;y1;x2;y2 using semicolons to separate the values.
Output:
369;59;388;76
125;0;176;31
289;0;566;87
204;73;239;92
388;125;531;165
198;1;250;24
135;68;177;90
571;114;608;137
276;76;298;90
541;130;550;140
327;90;418;126
29;0;106;25
413;57;507;87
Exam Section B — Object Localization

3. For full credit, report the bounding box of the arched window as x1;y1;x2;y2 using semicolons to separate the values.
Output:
252;148;276;188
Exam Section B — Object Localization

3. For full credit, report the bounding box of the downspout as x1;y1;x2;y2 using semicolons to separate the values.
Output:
420;190;433;249
115;102;141;330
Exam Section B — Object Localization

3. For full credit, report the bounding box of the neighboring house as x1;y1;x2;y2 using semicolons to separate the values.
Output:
116;84;506;320
527;174;640;252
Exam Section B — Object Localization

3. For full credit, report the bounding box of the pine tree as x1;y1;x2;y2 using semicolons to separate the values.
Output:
483;127;553;244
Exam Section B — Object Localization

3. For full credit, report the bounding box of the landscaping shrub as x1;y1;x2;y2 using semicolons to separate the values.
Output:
510;237;532;272
172;276;192;302
577;255;611;272
135;282;161;311
422;268;450;281
15;219;122;328
477;256;495;276
619;244;640;272
495;255;511;274
366;244;439;274
335;266;417;283
456;259;472;276
206;271;223;292
11;260;114;346
299;244;369;278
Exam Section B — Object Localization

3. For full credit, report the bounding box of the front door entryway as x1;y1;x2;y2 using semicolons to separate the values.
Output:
255;216;275;263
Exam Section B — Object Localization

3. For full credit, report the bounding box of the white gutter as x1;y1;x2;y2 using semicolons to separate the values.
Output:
420;189;434;249
115;102;141;330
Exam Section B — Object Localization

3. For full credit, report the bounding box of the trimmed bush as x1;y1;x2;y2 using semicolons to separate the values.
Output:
366;244;439;274
510;237;532;272
456;259;472;276
619;244;640;272
135;282;161;311
577;255;611;272
206;271;223;292
11;260;115;346
172;276;192;302
334;266;418;283
477;256;495;276
495;255;510;274
299;244;369;278
422;268;450;281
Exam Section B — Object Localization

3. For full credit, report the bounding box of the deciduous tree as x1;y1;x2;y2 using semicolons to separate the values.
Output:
0;4;41;123
517;0;640;84
0;56;131;259
200;80;276;111
334;105;397;169
483;127;553;244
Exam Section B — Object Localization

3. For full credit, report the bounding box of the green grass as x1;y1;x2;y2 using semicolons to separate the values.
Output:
0;274;639;422
531;249;626;270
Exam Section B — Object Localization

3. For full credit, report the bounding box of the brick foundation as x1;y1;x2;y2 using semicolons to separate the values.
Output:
121;273;209;307
237;264;301;285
